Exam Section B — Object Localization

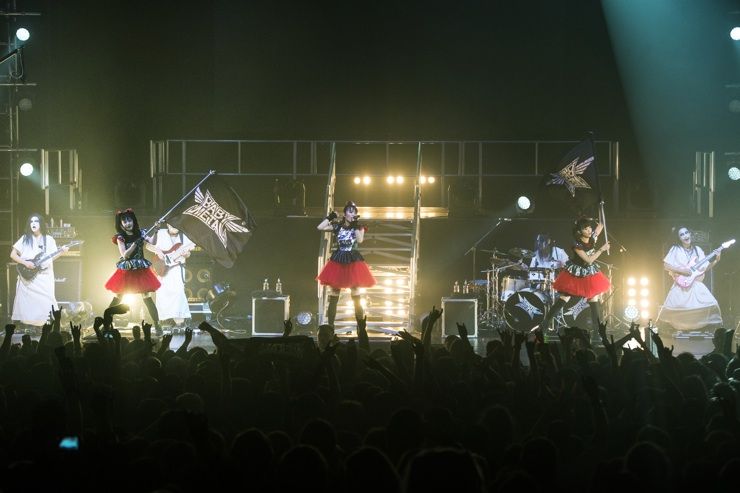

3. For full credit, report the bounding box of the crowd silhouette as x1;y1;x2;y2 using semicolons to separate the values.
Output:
0;303;739;492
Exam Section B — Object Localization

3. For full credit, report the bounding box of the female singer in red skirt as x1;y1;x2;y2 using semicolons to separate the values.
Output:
105;209;163;332
317;201;376;327
539;217;610;334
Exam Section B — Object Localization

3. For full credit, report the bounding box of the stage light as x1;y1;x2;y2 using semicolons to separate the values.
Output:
628;299;636;306
627;288;637;297
386;176;395;184
731;27;740;40
19;162;33;176
640;288;649;297
395;279;405;286
362;176;371;185
17;97;32;112
384;279;393;286
640;299;649;308
639;277;649;286
396;176;404;184
15;28;29;41
728;166;740;181
428;176;436;184
627;277;636;286
419;175;427;184
353;176;361;185
359;288;367;294
384;288;392;294
641;310;650;319
515;195;534;214
624;305;639;320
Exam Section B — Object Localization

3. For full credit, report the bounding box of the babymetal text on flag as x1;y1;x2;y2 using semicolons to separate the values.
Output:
183;188;250;248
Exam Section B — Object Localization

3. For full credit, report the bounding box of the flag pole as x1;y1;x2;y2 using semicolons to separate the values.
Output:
145;170;216;234
586;133;609;255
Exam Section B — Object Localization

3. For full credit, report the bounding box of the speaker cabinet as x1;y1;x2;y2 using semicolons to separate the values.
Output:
441;297;477;337
252;296;290;336
54;257;82;302
6;257;82;312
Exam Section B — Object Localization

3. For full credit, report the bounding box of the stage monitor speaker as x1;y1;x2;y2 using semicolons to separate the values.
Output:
441;297;478;337
6;257;82;314
252;295;290;336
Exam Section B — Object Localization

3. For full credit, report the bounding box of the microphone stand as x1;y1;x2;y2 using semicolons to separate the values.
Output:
464;218;510;281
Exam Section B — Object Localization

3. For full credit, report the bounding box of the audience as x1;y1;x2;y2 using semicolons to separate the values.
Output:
0;304;738;492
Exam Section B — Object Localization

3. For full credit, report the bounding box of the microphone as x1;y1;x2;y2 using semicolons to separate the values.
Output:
499;218;512;222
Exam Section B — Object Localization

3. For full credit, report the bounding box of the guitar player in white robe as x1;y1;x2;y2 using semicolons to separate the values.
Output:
658;227;722;331
10;214;67;326
147;224;194;327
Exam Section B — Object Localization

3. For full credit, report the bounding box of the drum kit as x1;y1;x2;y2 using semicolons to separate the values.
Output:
474;247;587;332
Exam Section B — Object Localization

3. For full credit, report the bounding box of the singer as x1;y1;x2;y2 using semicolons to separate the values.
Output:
316;201;376;327
536;217;610;334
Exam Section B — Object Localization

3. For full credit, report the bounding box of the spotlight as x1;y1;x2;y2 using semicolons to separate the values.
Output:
515;195;534;214
387;176;395;184
639;277;649;286
17;97;32;112
728;166;740;181
627;277;636;286
362;176;371;185
19;162;33;176
640;310;650;319
15;28;30;41
353;176;361;185
420;176;427;184
731;27;740;40
627;288;637;297
640;299;650;308
624;305;639;321
428;176;436;184
628;299;636;306
396;176;404;184
640;288;649;297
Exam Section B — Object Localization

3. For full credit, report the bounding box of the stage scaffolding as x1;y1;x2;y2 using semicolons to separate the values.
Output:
149;138;620;334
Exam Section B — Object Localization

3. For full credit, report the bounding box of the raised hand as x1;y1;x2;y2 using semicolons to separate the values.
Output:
397;330;424;356
51;305;63;323
94;317;105;331
41;322;51;338
184;327;193;343
160;333;173;351
456;322;469;339
4;324;15;337
282;319;293;337
69;321;81;341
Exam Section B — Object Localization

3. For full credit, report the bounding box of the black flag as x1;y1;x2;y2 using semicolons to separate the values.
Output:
541;138;600;214
167;175;257;268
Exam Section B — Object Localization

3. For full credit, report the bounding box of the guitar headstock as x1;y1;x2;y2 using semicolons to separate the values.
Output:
722;239;736;249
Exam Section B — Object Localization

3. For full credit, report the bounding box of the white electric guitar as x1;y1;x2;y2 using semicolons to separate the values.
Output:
675;239;735;288
152;242;197;276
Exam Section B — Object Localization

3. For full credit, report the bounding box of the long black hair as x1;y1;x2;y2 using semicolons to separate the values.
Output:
672;226;697;255
114;208;141;238
534;233;553;259
22;212;46;248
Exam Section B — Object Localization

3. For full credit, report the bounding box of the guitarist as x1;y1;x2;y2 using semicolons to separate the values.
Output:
10;213;68;328
146;223;193;329
659;226;722;331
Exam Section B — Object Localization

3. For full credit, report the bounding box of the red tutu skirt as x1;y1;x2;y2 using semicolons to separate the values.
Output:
553;270;610;299
105;268;161;294
317;260;376;289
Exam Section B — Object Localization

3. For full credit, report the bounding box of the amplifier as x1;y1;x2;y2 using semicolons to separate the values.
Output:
252;296;290;336
441;297;478;337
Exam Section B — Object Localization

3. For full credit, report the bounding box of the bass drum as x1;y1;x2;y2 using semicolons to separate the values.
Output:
504;289;550;332
555;297;592;330
500;276;528;301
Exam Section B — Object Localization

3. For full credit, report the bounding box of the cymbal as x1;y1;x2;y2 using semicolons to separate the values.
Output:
509;247;534;259
491;257;514;265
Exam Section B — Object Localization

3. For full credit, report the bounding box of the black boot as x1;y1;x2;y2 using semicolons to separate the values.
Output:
540;297;566;333
352;295;365;321
326;295;339;327
109;296;121;308
589;301;602;343
143;297;162;335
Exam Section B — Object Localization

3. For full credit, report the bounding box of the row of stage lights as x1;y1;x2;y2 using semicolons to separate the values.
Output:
353;175;437;185
624;276;651;321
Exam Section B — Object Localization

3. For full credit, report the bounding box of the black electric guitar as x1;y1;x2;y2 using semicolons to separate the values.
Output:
16;240;84;281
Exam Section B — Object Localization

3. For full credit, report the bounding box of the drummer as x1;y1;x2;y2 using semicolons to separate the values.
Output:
530;233;569;270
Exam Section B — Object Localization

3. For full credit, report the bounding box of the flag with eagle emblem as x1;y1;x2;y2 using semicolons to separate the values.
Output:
167;175;257;268
542;138;600;214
